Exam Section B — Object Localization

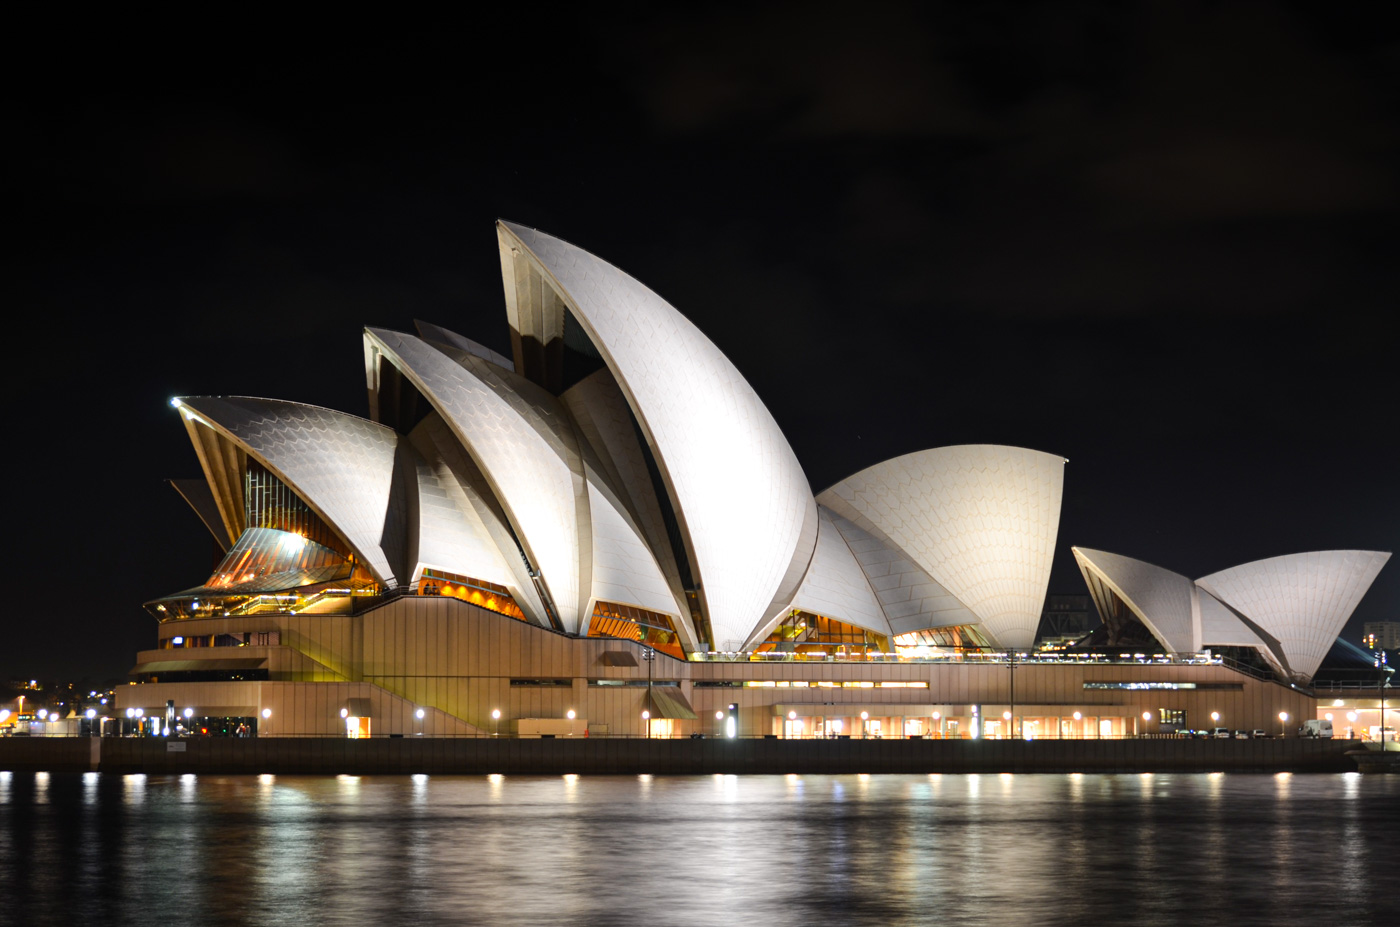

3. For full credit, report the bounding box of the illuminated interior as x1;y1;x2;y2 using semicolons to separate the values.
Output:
893;626;993;657
587;601;685;659
755;610;890;659
418;568;526;621
147;462;380;621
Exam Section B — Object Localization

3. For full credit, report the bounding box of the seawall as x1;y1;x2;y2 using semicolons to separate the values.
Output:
0;737;1364;775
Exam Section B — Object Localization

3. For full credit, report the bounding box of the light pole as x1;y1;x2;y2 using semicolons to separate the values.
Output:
1377;650;1391;744
860;711;868;738
567;709;575;737
642;709;650;739
1003;711;1012;740
1279;711;1288;738
715;710;724;737
1008;649;1016;740
492;708;501;737
261;708;271;737
788;710;797;739
1073;711;1082;739
641;644;656;732
932;711;941;739
415;707;425;736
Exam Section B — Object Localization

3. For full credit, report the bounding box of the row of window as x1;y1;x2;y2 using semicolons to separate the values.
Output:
694;680;929;689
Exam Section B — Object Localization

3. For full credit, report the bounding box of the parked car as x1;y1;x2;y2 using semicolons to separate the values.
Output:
1233;730;1251;739
1252;729;1268;739
1212;728;1230;739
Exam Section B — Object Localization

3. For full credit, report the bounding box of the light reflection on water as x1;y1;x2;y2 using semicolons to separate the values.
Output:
1;772;1397;927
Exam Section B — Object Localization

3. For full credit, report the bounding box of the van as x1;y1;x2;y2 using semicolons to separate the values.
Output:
1300;719;1333;739
1212;727;1230;739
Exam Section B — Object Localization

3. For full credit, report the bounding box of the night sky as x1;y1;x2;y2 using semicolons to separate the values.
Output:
7;4;1397;682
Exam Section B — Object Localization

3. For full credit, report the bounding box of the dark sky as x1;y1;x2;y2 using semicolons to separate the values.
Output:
6;3;1397;682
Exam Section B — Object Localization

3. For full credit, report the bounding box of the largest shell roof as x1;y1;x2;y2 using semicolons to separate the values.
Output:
168;221;1069;652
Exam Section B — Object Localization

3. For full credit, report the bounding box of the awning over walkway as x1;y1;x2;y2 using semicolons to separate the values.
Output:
598;650;639;666
129;657;267;675
645;687;697;720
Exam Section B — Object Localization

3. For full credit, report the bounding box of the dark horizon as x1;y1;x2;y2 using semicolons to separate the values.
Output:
5;4;1396;681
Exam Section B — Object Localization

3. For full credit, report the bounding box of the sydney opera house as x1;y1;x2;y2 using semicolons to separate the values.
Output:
117;222;1389;741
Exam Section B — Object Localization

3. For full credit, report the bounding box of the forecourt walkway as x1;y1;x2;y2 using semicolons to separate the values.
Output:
0;736;1366;775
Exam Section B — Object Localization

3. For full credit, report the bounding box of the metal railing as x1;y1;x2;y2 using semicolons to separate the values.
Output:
693;650;1225;667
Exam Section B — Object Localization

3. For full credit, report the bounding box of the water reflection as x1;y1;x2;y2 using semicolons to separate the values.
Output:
0;773;1397;926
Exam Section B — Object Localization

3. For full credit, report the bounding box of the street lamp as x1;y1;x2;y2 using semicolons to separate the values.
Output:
788;710;797;739
642;645;656;720
492;708;501;737
642;709;650;739
1279;711;1288;738
415;707;425;736
1376;650;1391;743
932;711;941;739
860;711;868;738
1007;648;1017;743
261;708;271;737
567;709;576;737
1003;710;1012;740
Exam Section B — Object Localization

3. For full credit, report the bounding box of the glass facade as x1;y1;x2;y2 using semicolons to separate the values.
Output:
418;568;526;621
587;601;685;659
893;626;993;655
755;610;889;659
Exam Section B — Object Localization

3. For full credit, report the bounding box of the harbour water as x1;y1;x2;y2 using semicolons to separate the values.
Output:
2;771;1396;926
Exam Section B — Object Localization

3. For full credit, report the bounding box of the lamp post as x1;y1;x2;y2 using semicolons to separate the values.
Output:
1073;711;1082;740
788;710;797;739
1279;711;1288;739
932;711;941;739
641;646;655;728
415;707;425;736
642;709;650;739
261;708;271;737
567;709;576;737
1003;711;1012;740
492;708;501;737
1007;648;1016;740
1377;650;1390;744
860;711;868;739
